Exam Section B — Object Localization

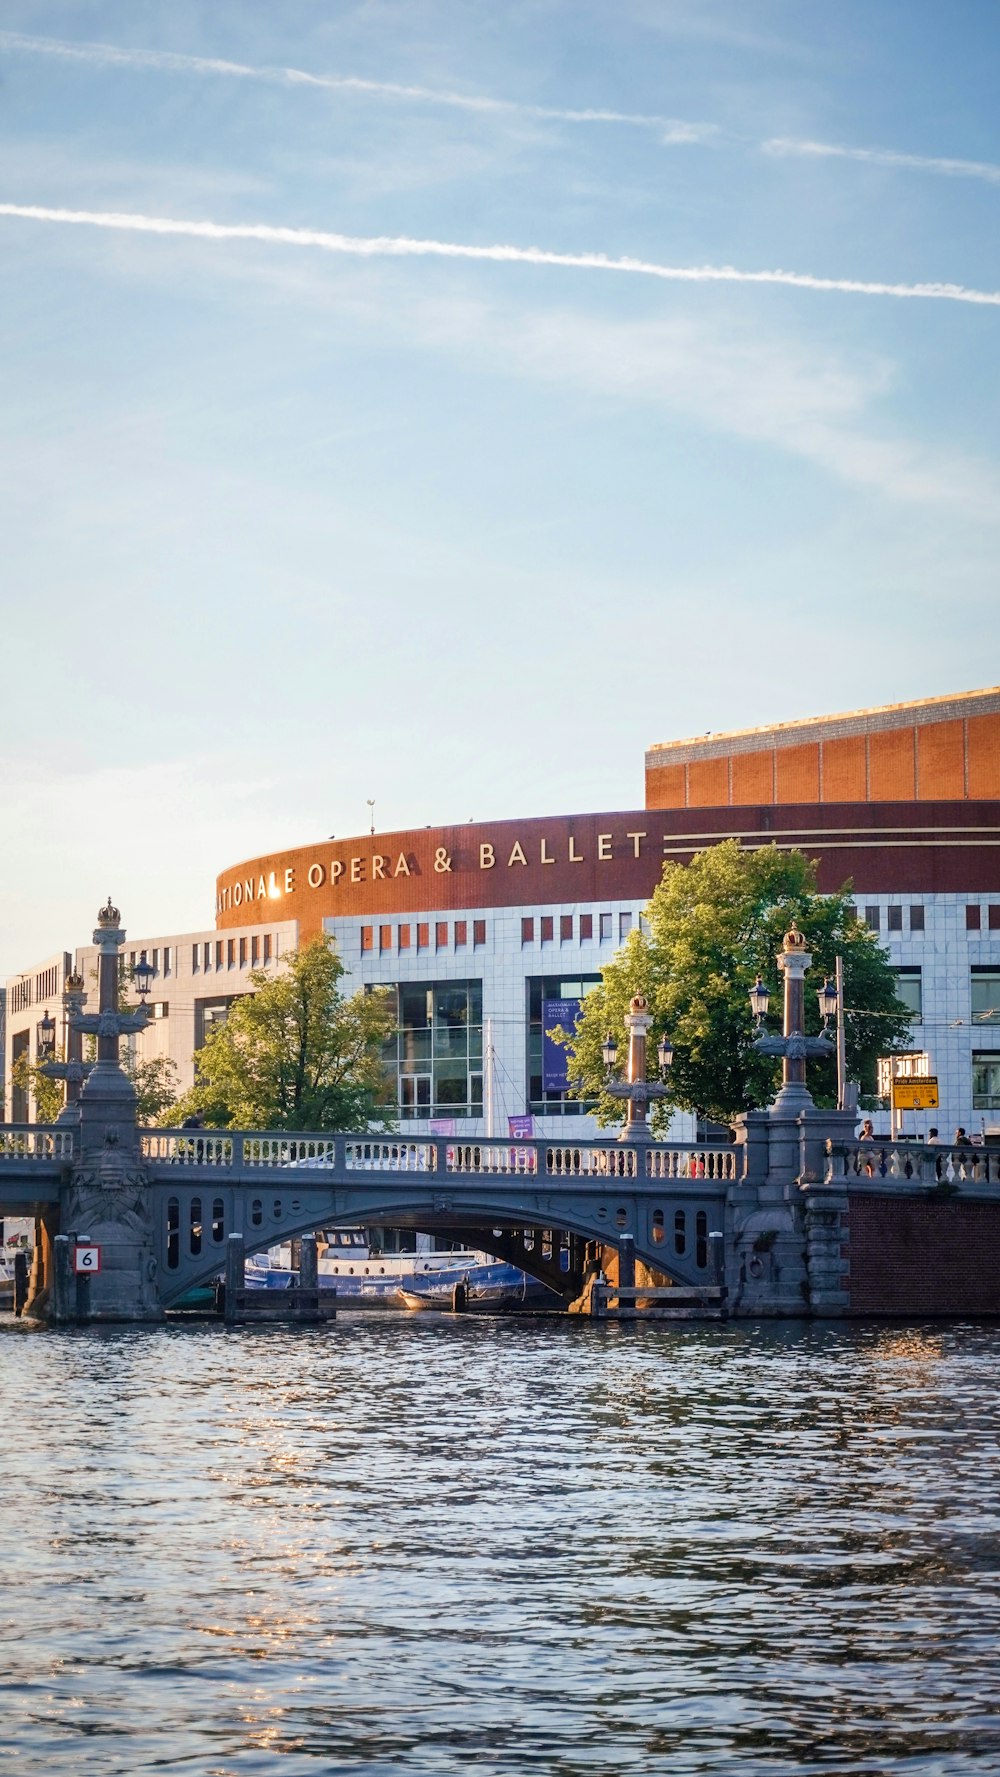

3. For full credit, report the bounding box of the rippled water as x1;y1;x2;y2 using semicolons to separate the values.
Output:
2;1315;1000;1775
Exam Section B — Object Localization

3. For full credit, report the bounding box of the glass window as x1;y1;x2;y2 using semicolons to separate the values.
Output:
865;906;880;931
455;921;467;948
560;915;573;941
436;921;448;949
541;916;553;942
599;913;612;942
971;970;1000;1026
990;906;1000;932
399;925;411;949
380;925;392;952
910;905;925;932
887;906;902;932
579;914;593;941
361;926;373;952
619;912;632;941
526;975;602;1117
967;905;982;931
386;981;483;1119
973;1053;1000;1110
894;967;922;1023
522;918;534;943
473;920;486;946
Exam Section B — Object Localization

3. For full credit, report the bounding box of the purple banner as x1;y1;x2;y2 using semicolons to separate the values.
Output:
543;998;582;1094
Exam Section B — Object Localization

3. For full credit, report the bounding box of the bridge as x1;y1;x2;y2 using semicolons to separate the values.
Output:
7;899;1000;1324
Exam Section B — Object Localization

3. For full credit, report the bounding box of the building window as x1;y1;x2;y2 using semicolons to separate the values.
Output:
385;980;484;1120
263;934;271;965
417;923;430;951
989;905;1000;931
192;945;200;973
971;969;1000;1026
865;906;880;931
251;936;259;967
894;967;922;1024
579;914;593;941
436;921;448;950
380;925;393;953
361;926;374;952
455;921;467;948
239;939;247;968
540;916;554;943
399;925;411;950
526;975;602;1116
599;913;612;942
522;918;534;944
473;920;486;947
163;947;172;977
887;906;902;933
560;915;573;942
967;904;982;931
152;1002;169;1020
619;912;632;942
215;941;223;970
226;940;235;969
194;997;239;1050
972;1053;1000;1111
910;905;925;932
845;903;857;923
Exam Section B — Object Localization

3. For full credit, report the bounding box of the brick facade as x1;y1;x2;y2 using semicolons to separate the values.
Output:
846;1193;1000;1315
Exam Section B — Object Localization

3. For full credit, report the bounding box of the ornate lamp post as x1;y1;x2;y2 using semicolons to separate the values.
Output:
602;994;674;1143
70;899;151;1110
38;969;94;1123
751;923;837;1111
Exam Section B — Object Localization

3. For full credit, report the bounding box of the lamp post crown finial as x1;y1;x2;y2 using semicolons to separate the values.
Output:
65;970;85;993
783;921;807;953
629;993;648;1014
98;897;120;927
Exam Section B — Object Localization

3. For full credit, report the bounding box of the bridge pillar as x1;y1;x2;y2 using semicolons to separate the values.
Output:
225;1232;246;1324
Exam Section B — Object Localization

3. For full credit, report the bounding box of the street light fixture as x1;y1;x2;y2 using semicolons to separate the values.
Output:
36;1011;57;1058
601;1032;619;1072
817;977;838;1027
133;951;155;1000
751;924;836;1111
602;995;674;1143
749;975;771;1024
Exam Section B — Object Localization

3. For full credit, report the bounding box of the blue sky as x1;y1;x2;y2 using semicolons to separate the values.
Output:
1;1;999;971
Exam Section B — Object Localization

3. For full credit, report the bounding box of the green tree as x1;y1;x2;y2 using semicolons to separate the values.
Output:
559;840;913;1128
171;936;397;1130
10;1051;63;1124
129;1054;180;1124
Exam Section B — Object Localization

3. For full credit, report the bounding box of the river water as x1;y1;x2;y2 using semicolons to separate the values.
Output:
2;1315;1000;1776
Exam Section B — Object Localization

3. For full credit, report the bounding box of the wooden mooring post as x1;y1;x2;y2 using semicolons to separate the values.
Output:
223;1231;336;1325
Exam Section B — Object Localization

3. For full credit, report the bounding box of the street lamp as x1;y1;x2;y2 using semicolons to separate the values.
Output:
36;1011;57;1059
133;951;155;1000
602;995;674;1143
751;923;836;1110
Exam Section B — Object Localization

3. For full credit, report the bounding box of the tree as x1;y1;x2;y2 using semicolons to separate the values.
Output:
170;936;397;1130
9;1051;63;1124
129;1054;180;1124
559;840;913;1128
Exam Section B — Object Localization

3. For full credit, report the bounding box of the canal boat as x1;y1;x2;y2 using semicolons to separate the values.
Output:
242;1229;536;1308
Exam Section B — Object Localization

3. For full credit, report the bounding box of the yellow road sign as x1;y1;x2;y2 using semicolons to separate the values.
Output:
891;1077;939;1110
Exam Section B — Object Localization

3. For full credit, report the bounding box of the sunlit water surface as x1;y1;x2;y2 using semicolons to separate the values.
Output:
2;1314;1000;1776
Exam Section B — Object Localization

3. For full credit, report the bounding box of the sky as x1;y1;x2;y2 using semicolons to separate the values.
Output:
1;0;999;974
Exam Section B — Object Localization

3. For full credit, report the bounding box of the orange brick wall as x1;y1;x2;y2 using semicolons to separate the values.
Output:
968;712;1000;798
644;709;1000;809
821;734;867;802
731;750;774;806
917;718;965;798
686;756;730;808
775;742;820;804
867;729;917;800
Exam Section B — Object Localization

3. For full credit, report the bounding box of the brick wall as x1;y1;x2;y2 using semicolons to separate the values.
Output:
847;1193;1000;1314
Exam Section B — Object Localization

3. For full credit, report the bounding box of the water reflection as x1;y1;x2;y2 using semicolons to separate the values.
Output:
2;1315;1000;1773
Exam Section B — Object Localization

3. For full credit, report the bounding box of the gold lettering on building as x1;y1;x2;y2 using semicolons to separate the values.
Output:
598;834;613;860
568;836;583;862
395;852;411;877
330;860;344;885
626;831;646;857
480;843;496;870
372;855;387;880
508;841;528;868
350;858;365;883
308;864;325;888
257;875;266;899
284;867;295;893
540;839;554;865
269;872;280;897
233;882;243;906
244;879;253;902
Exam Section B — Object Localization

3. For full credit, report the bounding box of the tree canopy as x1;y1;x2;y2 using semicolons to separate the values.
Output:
170;936;397;1130
559;840;913;1127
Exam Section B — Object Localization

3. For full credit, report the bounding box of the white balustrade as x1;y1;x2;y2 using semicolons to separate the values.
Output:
141;1133;233;1167
645;1147;738;1182
244;1137;338;1169
0;1127;75;1162
344;1141;434;1172
833;1141;1000;1187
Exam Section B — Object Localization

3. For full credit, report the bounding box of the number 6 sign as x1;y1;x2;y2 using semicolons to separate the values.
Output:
74;1245;101;1274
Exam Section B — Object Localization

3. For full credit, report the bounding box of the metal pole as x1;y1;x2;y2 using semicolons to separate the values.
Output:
484;1016;495;1139
835;954;846;1111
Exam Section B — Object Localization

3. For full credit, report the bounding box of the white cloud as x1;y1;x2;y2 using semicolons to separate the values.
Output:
764;136;1000;189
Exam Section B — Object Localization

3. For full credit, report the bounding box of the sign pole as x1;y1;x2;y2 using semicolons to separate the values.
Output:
835;954;846;1111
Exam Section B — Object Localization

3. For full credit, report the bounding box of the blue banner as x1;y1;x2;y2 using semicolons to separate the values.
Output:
542;998;582;1094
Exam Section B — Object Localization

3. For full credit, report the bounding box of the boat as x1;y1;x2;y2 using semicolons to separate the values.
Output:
399;1269;527;1311
241;1228;537;1308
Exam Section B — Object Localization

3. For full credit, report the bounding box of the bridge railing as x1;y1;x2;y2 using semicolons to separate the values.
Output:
0;1125;75;1162
825;1140;1000;1188
138;1129;741;1185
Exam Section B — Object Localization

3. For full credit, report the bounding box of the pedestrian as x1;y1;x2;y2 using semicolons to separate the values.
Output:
927;1127;941;1143
953;1127;973;1148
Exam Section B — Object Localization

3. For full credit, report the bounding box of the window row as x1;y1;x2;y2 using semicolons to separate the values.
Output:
362;920;487;955
860;903;1000;933
191;934;277;974
521;912;635;945
892;967;1000;1026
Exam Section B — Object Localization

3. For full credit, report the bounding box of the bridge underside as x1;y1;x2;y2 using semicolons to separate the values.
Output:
152;1175;723;1308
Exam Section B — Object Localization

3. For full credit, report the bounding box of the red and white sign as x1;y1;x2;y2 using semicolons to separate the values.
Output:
74;1245;101;1274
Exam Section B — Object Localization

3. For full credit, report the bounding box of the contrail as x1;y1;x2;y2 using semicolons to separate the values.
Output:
765;136;1000;188
0;29;714;139
2;201;999;308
